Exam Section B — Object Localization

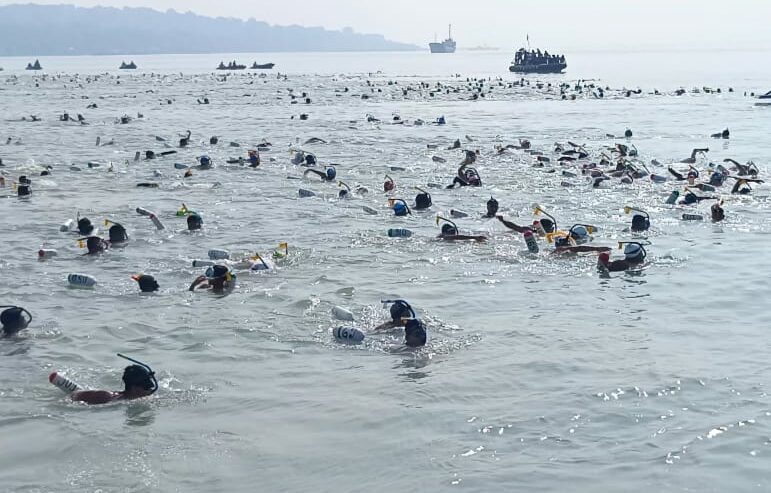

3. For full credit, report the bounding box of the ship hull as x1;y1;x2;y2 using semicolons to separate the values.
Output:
509;63;566;74
429;43;456;54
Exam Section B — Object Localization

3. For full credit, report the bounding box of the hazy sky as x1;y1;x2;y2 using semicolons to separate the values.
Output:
3;0;770;51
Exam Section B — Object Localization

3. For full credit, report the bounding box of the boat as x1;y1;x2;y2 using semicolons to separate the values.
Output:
755;91;771;107
26;59;42;71
251;62;275;70
429;25;456;54
119;61;137;70
758;90;771;99
509;47;566;74
217;61;246;71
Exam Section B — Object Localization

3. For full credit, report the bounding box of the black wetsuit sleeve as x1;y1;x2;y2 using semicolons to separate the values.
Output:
668;167;685;181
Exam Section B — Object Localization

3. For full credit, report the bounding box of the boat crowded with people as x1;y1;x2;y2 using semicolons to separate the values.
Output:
217;61;246;71
509;48;566;74
119;61;137;70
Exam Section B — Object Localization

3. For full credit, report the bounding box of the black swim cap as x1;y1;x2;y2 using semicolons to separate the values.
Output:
122;365;155;391
487;197;499;214
86;236;106;253
78;217;94;235
441;224;458;236
209;265;230;279
415;192;432;210
539;218;555;233
405;319;427;347
108;223;128;243
136;275;159;293
187;213;203;231
1;306;30;335
631;214;650;232
390;301;412;323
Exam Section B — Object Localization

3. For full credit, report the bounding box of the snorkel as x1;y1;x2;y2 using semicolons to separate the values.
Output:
117;353;158;395
338;181;351;198
533;205;558;233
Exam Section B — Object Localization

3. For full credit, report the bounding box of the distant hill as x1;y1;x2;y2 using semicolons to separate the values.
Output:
0;4;420;56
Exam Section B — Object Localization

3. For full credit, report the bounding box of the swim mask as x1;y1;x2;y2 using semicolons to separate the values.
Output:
122;365;156;392
390;300;412;322
441;223;458;236
133;274;159;293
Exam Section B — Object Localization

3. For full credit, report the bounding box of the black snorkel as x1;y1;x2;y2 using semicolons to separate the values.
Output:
117;353;158;395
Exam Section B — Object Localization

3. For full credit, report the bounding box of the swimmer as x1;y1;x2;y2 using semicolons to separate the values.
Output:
496;215;533;233
304;166;336;182
132;274;159;293
483;197;499;218
189;265;236;294
446;163;482;189
679;190;717;205
597;242;647;272
378;299;427;347
1;305;32;336
551;225;609;255
680;148;709;164
710;129;729;139
436;217;487;242
729;177;763;195
105;220;128;244
625;207;650;232
187;212;203;231
70;355;157;405
80;235;109;255
248;150;260;167
390;198;411;217
383;175;395;192
711;201;725;222
723;159;758;177
414;188;432;210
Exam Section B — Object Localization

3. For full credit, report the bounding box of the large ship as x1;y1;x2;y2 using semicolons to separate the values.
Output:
509;47;566;74
429;25;456;54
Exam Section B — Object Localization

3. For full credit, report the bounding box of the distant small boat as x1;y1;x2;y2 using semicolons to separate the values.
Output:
758;90;771;100
250;62;275;70
119;61;137;70
217;61;246;71
26;59;42;71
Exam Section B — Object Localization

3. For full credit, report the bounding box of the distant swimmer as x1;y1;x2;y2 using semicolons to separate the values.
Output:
304;166;336;182
132;274;159;293
711;201;725;222
729;176;763;195
483;197;499;218
187;212;203;231
1;305;32;336
680;148;709;164
80;235;110;255
389;198;411;216
105;220;128;245
69;354;157;405
710;128;730;139
551;225;610;255
436;217;487;242
377;299;427;347
597;242;648;272
680;190;717;205
248;150;260;167
189;265;236;294
723;159;759;177
446;163;482;189
383;175;395;192
413;188;432;210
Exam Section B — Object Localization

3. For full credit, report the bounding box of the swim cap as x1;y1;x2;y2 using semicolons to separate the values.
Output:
441;223;458;236
208;265;230;279
108;223;128;243
305;154;316;166
709;172;726;186
486;197;499;215
405;319;427;347
570;226;589;244
77;217;94;235
86;236;106;254
122;365;155;391
199;155;211;167
631;214;649;232
384;180;394;192
390;300;412;322
326;167;336;180
624;243;645;262
415;193;432;210
682;192;698;205
539;218;555;234
393;202;408;216
134;274;159;293
187;213;203;231
338;189;348;199
1;307;30;335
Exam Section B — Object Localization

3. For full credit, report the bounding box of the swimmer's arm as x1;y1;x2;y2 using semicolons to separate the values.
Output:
554;246;611;254
71;390;117;405
373;321;398;331
451;234;487;242
668;167;685;180
189;276;207;291
497;216;531;233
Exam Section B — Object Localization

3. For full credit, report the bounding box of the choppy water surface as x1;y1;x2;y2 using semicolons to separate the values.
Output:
1;51;770;492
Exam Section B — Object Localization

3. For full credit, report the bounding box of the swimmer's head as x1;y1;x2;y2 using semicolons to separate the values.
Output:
85;236;106;254
77;217;94;235
539;218;555;234
569;225;590;245
486;197;499;216
199;155;211;167
390;300;412;323
187;213;203;231
392;200;410;217
133;274;159;293
405;319;427;347
623;243;646;263
122;365;155;392
711;202;725;222
631;214;649;232
326;167;336;180
338;189;348;199
1;306;31;336
384;179;394;192
415;192;432;210
108;222;128;243
441;223;458;236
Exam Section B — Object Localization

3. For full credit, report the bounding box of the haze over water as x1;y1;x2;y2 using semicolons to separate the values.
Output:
1;50;770;492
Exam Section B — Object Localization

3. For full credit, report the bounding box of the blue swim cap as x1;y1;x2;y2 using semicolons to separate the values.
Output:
200;155;211;166
624;243;643;260
326;167;336;180
394;202;408;216
570;226;589;244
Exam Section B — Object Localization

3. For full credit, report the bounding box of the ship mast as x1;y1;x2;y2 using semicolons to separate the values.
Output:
449;24;452;40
